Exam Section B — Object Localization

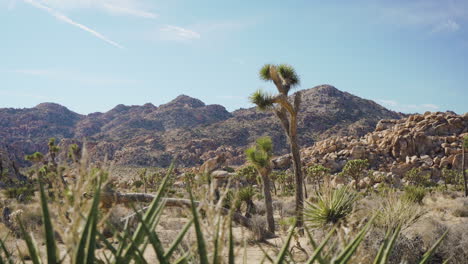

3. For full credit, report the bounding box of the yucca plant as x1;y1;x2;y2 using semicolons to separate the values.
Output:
0;151;450;263
305;186;358;228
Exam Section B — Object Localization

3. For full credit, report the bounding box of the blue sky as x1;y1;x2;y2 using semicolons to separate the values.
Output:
1;0;467;114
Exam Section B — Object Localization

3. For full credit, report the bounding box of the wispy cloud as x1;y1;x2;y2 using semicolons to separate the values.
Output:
159;25;201;41
37;0;158;19
376;0;468;34
431;19;460;33
101;3;157;19
23;0;123;48
377;99;440;113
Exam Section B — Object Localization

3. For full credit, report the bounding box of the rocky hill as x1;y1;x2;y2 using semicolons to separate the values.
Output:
299;111;468;179
0;85;404;168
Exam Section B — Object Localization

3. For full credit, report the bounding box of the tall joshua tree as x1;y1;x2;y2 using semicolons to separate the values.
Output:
250;64;304;230
246;137;275;234
462;136;468;197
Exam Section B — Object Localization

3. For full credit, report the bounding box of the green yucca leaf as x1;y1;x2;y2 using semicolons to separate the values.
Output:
188;186;209;264
274;220;296;264
131;206;168;264
305;226;335;264
97;231;117;255
332;216;375;263
277;64;300;87
228;216;235;264
38;180;57;264
0;236;14;264
17;218;42;264
212;215;221;264
249;90;275;111
74;175;102;264
380;225;402;264
256;136;273;154
121;163;174;261
257;244;274;263
173;253;190;264
259;64;273;80
15;243;28;264
164;219;193;260
418;229;448;264
373;229;392;264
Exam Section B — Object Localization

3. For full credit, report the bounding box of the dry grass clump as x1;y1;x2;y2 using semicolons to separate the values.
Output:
373;191;426;231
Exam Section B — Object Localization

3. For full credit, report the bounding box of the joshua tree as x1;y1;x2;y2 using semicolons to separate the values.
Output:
306;164;331;190
250;64;304;230
463;136;468;197
246;136;275;233
340;159;369;190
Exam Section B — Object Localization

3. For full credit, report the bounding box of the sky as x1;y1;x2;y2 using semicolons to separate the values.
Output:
1;0;467;115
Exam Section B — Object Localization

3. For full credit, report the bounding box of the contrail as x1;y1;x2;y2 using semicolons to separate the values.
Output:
24;0;124;49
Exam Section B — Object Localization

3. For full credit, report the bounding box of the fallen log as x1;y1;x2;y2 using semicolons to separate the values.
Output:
101;191;276;239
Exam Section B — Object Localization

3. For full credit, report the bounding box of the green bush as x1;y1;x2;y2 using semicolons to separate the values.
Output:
402;186;427;204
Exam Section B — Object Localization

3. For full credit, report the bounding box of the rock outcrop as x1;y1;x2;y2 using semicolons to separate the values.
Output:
300;111;468;180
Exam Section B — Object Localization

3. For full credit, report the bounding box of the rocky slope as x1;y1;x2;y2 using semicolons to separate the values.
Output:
299;111;468;180
0;85;404;168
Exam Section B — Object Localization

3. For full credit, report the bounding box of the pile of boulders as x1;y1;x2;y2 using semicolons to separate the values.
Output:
298;111;468;181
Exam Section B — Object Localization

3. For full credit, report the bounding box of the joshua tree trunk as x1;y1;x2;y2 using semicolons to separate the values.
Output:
289;113;304;231
261;169;275;234
102;191;276;238
463;144;467;197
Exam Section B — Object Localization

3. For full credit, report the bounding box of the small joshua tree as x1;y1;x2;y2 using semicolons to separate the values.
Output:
306;164;330;190
246;136;275;233
250;64;305;230
340;159;369;190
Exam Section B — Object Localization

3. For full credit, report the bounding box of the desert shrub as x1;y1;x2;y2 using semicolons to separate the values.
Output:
304;185;358;228
405;167;432;187
250;214;268;241
374;192;425;231
452;206;468;217
339;159;369;189
279;200;296;217
402;185;427;204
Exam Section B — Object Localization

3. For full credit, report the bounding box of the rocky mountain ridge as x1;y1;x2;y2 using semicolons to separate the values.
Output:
0;85;405;168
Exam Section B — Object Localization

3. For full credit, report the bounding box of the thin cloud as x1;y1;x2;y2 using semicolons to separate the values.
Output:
102;3;157;19
24;0;124;48
377;99;440;113
159;25;201;41
431;19;460;33
376;0;467;34
38;0;158;19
